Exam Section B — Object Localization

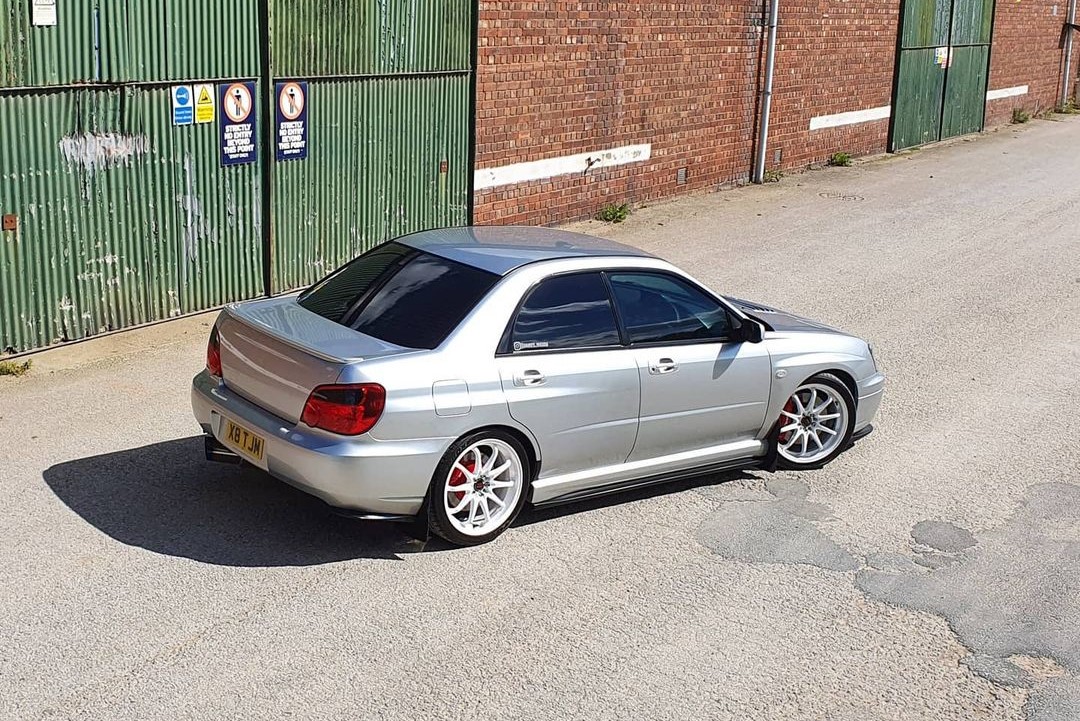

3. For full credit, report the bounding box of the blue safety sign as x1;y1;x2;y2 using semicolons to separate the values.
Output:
172;86;193;126
219;82;257;167
275;81;309;161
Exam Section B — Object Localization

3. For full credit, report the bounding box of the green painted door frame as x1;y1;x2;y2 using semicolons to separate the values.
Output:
890;0;995;151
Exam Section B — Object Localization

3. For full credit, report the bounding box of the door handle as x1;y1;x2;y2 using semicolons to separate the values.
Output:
513;370;547;387
649;358;679;375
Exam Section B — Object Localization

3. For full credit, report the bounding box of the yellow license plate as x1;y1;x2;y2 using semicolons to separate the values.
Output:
223;419;266;463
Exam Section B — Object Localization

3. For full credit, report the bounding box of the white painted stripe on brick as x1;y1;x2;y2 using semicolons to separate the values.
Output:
809;105;892;131
474;144;653;191
807;86;1030;131
986;85;1029;100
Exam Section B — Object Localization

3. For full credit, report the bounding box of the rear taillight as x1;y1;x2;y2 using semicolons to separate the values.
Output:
206;326;223;378
301;384;386;436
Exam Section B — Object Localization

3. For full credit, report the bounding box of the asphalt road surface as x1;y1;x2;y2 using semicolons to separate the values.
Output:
2;117;1079;720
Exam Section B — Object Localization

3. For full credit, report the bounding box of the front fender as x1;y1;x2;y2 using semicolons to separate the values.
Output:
758;338;877;438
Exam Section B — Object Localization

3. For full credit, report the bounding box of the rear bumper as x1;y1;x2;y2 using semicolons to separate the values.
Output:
191;370;448;516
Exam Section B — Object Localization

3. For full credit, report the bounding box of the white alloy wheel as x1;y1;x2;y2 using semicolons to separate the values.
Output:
442;439;525;538
777;382;852;466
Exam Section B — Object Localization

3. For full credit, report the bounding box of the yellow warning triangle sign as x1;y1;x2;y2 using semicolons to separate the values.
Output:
194;84;215;124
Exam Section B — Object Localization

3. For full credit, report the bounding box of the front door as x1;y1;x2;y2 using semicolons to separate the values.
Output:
496;272;641;480
606;272;772;462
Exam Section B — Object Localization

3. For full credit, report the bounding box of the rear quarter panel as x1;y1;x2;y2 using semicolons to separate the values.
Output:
336;349;539;464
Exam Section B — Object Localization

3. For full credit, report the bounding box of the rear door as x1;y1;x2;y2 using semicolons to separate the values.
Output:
606;272;772;462
496;272;640;480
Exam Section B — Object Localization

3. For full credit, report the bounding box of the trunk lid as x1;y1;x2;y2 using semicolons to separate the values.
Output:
217;296;412;423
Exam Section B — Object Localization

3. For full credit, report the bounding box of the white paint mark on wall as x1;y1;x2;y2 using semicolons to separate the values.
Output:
809;85;1029;131
986;85;1029;100
58;133;150;174
474;144;653;191
809;105;892;131
177;153;212;285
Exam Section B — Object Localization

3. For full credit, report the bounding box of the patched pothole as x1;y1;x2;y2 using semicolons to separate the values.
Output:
695;478;1080;719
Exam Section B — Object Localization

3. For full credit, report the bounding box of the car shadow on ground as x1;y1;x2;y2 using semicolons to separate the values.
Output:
43;436;757;566
42;436;419;566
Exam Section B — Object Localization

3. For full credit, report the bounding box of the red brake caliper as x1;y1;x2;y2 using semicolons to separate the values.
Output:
449;459;476;504
778;398;797;444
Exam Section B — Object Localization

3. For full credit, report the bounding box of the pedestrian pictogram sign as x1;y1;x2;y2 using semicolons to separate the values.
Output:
172;85;193;126
223;83;252;124
219;82;257;166
194;84;215;124
275;81;309;161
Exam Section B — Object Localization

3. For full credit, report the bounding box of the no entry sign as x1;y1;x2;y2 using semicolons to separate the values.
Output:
275;81;309;161
219;82;257;167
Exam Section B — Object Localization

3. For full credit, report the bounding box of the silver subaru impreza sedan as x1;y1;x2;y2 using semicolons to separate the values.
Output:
192;226;884;545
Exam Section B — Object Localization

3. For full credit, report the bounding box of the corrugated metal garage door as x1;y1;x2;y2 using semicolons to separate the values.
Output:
0;1;472;354
269;0;472;293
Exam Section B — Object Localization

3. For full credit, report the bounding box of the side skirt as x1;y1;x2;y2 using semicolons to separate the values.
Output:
533;458;762;509
329;508;417;523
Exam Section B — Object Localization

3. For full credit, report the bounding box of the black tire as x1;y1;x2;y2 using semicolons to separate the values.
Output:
426;429;531;546
776;373;856;471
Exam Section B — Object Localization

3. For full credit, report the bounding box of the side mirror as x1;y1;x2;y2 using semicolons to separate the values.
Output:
737;319;764;344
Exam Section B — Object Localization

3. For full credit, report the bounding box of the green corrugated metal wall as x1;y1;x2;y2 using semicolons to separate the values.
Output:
0;1;260;87
891;0;994;151
271;76;470;291
0;87;264;352
0;1;97;86
0;0;473;353
271;0;473;76
269;0;473;293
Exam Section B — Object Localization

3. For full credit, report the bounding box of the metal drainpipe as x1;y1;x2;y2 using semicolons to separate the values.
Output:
1064;0;1078;107
753;0;781;184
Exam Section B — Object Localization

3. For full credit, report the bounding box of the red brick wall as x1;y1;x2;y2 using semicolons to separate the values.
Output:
473;2;762;226
765;0;900;169
473;0;1077;226
986;0;1080;126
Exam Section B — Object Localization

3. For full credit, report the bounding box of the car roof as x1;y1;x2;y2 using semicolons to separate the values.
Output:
396;226;653;276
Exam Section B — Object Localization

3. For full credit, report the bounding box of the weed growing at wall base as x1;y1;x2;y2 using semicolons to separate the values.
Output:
1011;108;1031;124
0;360;32;377
828;152;852;167
597;203;631;223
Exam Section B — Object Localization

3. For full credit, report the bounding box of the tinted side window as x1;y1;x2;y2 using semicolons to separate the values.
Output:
608;273;733;344
511;273;621;351
299;243;499;350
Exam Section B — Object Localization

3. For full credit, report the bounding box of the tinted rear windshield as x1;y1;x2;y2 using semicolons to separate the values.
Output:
298;242;499;350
